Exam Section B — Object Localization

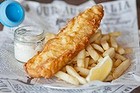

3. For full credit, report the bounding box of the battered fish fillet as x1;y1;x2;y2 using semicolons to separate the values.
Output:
24;4;104;78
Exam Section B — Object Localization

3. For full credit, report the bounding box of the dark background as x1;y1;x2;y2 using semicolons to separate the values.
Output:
0;0;140;92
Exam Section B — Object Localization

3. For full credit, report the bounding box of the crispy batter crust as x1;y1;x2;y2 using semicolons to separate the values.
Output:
24;5;104;78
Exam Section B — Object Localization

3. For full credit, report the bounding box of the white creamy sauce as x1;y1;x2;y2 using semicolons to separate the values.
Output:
14;26;44;63
14;42;43;62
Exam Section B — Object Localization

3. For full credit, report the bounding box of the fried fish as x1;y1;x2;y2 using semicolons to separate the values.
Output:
24;4;104;78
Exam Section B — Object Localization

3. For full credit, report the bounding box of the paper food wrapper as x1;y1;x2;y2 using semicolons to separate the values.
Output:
0;0;140;92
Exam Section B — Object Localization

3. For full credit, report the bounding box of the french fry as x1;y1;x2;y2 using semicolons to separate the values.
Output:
88;58;96;65
101;40;110;50
117;46;125;54
124;48;133;54
74;67;89;77
77;49;86;59
115;53;126;61
66;66;87;84
77;49;86;68
87;45;100;61
55;71;79;85
110;36;118;50
109;31;121;37
90;31;101;43
103;48;115;58
113;59;131;79
92;44;104;53
101;34;110;41
104;74;113;82
85;57;89;68
114;59;122;67
94;35;102;45
90;63;96;67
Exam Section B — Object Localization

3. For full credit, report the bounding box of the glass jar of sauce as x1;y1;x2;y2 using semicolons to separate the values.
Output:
14;26;44;63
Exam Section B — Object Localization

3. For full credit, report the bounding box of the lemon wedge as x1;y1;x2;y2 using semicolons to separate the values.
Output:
86;56;113;82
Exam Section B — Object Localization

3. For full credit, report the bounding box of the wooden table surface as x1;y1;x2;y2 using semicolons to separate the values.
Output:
0;0;140;92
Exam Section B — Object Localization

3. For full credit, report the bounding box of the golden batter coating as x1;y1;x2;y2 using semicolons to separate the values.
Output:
24;4;104;78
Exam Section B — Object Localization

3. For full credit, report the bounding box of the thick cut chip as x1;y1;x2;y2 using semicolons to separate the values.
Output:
66;66;87;84
55;71;79;85
85;57;90;68
103;48;115;58
101;40;110;50
74;67;89;77
113;59;131;79
87;45;100;61
92;43;104;52
110;37;118;50
117;46;125;54
77;49;86;68
90;30;101;43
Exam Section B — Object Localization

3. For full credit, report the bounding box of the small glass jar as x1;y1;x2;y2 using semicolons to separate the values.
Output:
14;25;44;63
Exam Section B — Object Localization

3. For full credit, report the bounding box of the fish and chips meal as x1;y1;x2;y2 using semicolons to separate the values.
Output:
24;5;132;85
